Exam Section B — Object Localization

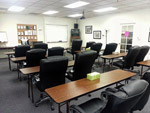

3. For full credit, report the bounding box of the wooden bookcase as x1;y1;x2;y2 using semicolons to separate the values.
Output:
17;24;37;43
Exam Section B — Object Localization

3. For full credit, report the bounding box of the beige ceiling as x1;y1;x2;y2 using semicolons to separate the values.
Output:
0;0;150;18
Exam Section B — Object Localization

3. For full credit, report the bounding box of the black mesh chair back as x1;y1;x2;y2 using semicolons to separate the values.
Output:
72;50;97;80
21;40;29;45
123;46;140;69
14;45;30;57
131;71;150;112
48;47;64;56
134;46;149;66
26;49;46;67
101;80;149;113
103;43;117;55
39;56;68;91
86;41;95;48
71;39;82;54
34;43;48;51
91;43;102;59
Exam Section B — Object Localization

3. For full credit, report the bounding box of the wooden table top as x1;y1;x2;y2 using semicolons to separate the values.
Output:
137;60;150;66
101;52;127;59
11;56;26;62
4;51;15;55
20;60;75;75
45;69;135;103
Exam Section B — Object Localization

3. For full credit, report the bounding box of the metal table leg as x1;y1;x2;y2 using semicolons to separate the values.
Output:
30;75;34;103
28;74;30;98
8;55;11;71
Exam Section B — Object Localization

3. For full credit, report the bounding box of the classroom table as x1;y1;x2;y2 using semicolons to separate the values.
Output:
101;52;127;72
4;51;15;71
20;60;74;103
45;69;136;113
137;60;150;77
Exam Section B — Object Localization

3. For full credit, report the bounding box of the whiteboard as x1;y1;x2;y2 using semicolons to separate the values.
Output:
0;32;7;42
45;24;68;43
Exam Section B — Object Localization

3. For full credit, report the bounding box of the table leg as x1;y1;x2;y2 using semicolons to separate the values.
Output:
140;66;144;78
30;75;34;103
103;59;106;72
17;63;19;79
66;101;70;113
8;55;11;71
58;104;62;113
28;75;30;98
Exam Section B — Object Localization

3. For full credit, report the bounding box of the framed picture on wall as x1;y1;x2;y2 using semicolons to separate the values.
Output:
93;31;101;39
85;26;92;34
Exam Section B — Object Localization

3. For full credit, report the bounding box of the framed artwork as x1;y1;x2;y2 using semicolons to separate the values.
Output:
85;26;92;34
93;31;101;39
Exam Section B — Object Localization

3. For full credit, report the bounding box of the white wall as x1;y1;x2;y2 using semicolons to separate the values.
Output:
0;13;75;48
78;8;150;59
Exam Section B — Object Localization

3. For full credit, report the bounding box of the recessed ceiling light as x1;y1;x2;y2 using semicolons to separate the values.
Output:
68;14;82;17
94;7;117;13
8;6;25;12
43;10;58;15
64;1;89;8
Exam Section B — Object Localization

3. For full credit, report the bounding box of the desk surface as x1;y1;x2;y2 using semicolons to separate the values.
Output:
5;51;15;55
11;56;26;62
45;69;135;103
20;60;75;75
101;52;127;59
137;60;150;66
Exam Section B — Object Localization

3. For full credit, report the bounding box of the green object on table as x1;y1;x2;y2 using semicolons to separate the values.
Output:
85;47;91;51
87;72;101;81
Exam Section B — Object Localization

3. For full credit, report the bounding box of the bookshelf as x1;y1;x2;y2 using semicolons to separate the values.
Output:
17;24;37;43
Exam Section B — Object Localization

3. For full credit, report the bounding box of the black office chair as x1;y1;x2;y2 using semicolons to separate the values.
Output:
86;41;95;48
67;39;82;60
91;43;102;65
130;71;150;113
70;79;149;113
34;43;48;52
35;56;68;109
113;46;140;69
14;45;30;57
66;50;97;81
103;43;117;55
134;46;149;66
26;49;46;67
48;47;64;56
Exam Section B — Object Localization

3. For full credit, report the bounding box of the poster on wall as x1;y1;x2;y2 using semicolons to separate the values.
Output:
85;26;92;34
93;31;101;39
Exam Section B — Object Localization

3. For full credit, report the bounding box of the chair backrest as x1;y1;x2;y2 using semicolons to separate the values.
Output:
34;43;48;51
103;43;117;55
71;39;82;53
26;49;46;67
101;80;149;113
134;46;149;66
91;43;102;59
131;71;150;112
86;41;95;48
48;47;64;56
123;46;140;69
39;56;68;90
72;50;97;80
14;45;30;57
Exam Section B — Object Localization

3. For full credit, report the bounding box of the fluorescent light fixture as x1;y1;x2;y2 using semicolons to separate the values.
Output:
8;6;25;12
43;10;58;15
68;14;82;17
94;7;117;13
64;1;89;8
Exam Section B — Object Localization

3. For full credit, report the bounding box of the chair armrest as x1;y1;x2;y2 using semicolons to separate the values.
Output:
70;105;86;113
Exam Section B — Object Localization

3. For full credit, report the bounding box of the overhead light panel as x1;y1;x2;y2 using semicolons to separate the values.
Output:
94;7;117;13
8;6;25;12
43;10;58;15
64;1;89;8
68;14;82;17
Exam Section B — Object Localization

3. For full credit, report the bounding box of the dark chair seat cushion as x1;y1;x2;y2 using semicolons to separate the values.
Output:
113;60;123;68
79;98;105;113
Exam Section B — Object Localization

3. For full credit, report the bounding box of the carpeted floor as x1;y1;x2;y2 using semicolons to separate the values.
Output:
0;56;150;113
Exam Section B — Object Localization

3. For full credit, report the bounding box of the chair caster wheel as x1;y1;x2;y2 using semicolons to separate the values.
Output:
51;106;55;111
